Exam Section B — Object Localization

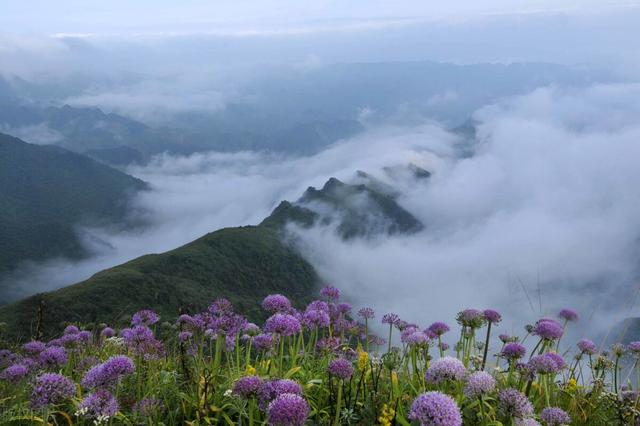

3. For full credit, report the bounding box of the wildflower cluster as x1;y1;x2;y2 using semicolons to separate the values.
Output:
0;289;636;425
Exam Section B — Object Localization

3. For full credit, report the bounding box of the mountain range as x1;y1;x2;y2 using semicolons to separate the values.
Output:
0;133;146;282
0;161;426;339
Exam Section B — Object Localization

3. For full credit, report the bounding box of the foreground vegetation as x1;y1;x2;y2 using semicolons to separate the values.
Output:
0;286;638;425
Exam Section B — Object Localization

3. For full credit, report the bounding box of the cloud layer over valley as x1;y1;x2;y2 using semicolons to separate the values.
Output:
3;83;640;342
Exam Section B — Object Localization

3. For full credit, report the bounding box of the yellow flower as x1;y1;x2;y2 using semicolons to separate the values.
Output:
378;403;395;426
357;349;369;371
245;365;256;376
566;378;577;391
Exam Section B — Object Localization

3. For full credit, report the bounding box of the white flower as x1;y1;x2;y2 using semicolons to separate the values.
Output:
223;389;233;397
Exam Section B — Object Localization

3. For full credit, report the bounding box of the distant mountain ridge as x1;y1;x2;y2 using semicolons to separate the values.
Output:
262;170;425;238
0;133;146;280
0;165;428;339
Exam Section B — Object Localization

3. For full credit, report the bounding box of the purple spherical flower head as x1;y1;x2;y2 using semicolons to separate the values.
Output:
262;294;292;313
302;309;330;329
382;313;401;326
497;388;534;419
39;346;67;369
63;325;79;335
101;327;115;338
428;322;450;336
30;373;76;409
208;298;234;316
178;331;193;343
457;309;486;328
533;319;563;341
319;285;340;301
357;307;375;319
558;309;578;322
253;333;275;351
133;398;165;417
528;353;565;374
464;371;496;398
307;300;329;313
82;355;135;389
243;322;261;336
267;393;309;426
501;343;527;360
1;364;29;383
483;309;502;324
132;309;160;326
258;379;303;410
23;340;46;355
336;302;352;315
264;314;301;337
439;342;450;351
79;389;119;419
328;358;354;380
406;331;429;346
425;356;466;385
233;376;264;399
408;391;462;426
540;407;571;426
628;341;640;355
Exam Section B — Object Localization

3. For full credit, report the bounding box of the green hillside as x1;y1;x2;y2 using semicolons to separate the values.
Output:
0;226;318;340
0;133;146;276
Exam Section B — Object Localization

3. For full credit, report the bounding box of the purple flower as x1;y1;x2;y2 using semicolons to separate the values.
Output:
38;346;67;369
78;330;92;344
253;333;276;351
483;309;502;324
264;314;301;336
558;309;578;322
439;342;450;351
121;326;165;358
405;330;430;346
408;391;462;426
30;373;76;409
258;379;303;410
628;341;640;355
302;309;330;329
63;325;79;335
132;309;160;326
243;323;261;336
1;364;29;383
101;327;115;338
262;294;292;313
499;334;516;343
457;309;486;328
497;388;534;419
178;331;193;343
267;393;309;426
382;313;401;326
306;300;329;313
532;319;563;341
357;307;375;319
528;353;565;374
501;343;527;360
425;357;466;385
515;419;541;426
23;341;46;355
133;398;165;417
81;355;135;389
540;407;571;426
319;285;341;301
327;358;353;380
208;298;234;316
464;371;496;398
233;376;264;398
428;322;450;336
78;390;119;419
